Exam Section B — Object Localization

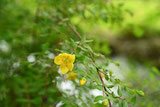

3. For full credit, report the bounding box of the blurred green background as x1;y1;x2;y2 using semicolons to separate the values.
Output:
0;0;160;107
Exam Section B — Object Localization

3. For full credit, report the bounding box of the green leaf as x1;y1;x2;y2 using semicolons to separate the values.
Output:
106;85;114;88
120;101;128;107
136;90;144;97
94;96;104;102
83;44;93;52
118;86;122;97
105;75;109;80
70;38;77;49
84;39;93;43
130;95;136;106
94;85;103;90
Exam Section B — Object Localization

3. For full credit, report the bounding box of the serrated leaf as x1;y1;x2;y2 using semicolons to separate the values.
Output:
94;96;104;102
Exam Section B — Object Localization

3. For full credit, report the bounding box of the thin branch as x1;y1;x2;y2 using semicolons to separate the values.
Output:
96;68;112;107
65;21;133;107
67;23;82;39
85;61;93;76
71;42;85;54
66;22;112;107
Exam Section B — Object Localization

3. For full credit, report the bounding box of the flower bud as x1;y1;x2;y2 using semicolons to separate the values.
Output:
102;99;108;106
80;77;87;86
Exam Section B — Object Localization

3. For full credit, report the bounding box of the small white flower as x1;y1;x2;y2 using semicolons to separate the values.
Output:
27;55;36;62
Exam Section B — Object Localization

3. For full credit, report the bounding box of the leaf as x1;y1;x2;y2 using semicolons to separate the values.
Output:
94;85;103;90
84;39;93;43
94;96;104;102
83;44;93;52
105;75;109;80
136;90;144;97
117;86;122;97
120;101;128;107
107;96;119;103
106;85;114;88
130;95;136;106
70;38;77;49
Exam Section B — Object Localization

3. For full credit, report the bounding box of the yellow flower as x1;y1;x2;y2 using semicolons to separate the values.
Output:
80;77;87;86
54;53;75;74
67;72;78;80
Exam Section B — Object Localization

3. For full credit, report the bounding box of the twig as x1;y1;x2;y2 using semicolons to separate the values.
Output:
66;22;112;107
96;68;112;107
26;86;31;107
71;42;85;54
67;23;82;39
85;61;93;76
66;21;132;107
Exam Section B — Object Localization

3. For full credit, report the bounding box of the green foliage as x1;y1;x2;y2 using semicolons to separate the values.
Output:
0;0;154;107
55;37;142;106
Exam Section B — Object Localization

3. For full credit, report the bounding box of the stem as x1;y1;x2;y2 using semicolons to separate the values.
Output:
96;68;112;107
67;22;82;39
26;86;31;107
66;22;112;107
65;21;132;107
71;42;85;54
85;61;93;76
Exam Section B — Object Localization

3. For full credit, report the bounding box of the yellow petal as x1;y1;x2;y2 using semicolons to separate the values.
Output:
67;63;74;71
54;53;67;65
68;54;75;63
67;72;77;80
60;64;69;74
54;56;62;65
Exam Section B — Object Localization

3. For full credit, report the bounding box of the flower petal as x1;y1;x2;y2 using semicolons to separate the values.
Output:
67;72;77;80
67;63;74;71
54;55;62;65
68;54;75;63
54;53;67;65
60;64;69;74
